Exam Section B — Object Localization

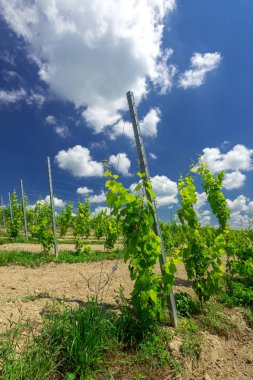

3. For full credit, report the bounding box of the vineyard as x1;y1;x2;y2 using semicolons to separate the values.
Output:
0;164;253;379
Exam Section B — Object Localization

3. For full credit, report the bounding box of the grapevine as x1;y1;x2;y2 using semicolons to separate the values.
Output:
105;170;179;329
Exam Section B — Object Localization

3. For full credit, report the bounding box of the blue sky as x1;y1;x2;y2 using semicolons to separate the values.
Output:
0;0;253;227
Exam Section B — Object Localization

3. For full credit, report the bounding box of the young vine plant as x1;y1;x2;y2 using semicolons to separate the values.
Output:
105;170;180;330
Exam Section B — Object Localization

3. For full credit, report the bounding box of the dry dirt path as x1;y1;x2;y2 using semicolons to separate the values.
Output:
0;242;118;253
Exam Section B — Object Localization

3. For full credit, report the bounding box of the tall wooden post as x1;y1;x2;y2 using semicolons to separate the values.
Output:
126;90;177;327
47;156;58;257
20;179;28;240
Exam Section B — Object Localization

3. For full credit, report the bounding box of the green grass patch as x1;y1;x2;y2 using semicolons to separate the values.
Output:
199;302;236;336
0;249;124;267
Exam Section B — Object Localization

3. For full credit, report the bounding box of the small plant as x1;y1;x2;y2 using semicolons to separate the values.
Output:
30;201;55;253
199;302;236;336
175;292;200;317
178;319;203;359
6;191;22;240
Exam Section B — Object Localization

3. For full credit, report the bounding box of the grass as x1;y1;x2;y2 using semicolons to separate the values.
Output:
0;299;180;380
198;301;236;336
177;318;203;359
0;249;124;267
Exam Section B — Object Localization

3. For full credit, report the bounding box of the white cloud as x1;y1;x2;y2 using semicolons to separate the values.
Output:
226;195;248;213
54;125;70;138
131;175;178;207
111;107;161;140
45;115;57;125
108;153;131;176
0;0;176;133
44;195;65;208
0;88;26;104
178;52;222;89
77;186;94;196
140;108;161;138
200;144;253;190
0;88;45;107
194;192;207;212
149;152;157;160
226;195;253;229
55;145;103;177
91;206;111;217
223;171;246;190
89;191;106;204
29;196;65;209
45;115;70;138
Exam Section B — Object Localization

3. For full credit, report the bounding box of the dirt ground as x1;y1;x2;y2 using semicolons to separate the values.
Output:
0;242;114;253
0;246;253;379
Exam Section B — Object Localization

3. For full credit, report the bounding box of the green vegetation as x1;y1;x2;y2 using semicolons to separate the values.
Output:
1;162;253;378
0;248;123;267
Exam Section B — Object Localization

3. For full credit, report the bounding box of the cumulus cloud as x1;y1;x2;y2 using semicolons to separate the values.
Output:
178;52;221;89
0;0;176;133
200;144;253;190
201;145;252;173
55;145;103;177
130;175;178;207
108;153;131;176
89;191;106;204
111;107;161;140
44;195;65;207
223;171;246;190
226;195;253;229
77;186;94;196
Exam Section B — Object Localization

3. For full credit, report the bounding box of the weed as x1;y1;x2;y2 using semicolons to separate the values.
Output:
175;292;200;317
243;309;253;328
177;318;202;359
199;302;236;336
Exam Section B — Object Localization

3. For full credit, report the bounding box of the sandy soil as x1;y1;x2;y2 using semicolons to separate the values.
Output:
0;248;252;379
0;242;118;253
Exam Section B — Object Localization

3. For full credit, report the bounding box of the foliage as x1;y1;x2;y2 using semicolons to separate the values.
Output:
105;170;180;330
175;292;200;318
6;191;22;239
104;216;119;249
93;210;107;240
219;279;253;310
73;200;91;252
59;203;73;237
177;175;224;303
30;201;55;253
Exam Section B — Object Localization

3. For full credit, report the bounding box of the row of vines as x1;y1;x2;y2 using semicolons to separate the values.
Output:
0;195;121;253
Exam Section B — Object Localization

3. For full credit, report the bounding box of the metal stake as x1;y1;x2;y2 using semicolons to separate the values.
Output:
47;156;58;257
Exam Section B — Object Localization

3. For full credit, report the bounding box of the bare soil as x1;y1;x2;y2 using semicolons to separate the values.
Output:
0;247;252;379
